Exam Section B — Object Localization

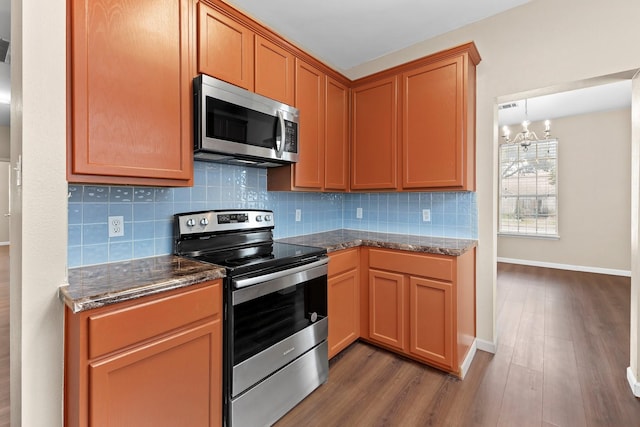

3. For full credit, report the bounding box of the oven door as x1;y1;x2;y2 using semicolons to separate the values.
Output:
228;258;328;397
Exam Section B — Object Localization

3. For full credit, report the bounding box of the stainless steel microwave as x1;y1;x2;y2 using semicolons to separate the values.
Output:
193;74;299;167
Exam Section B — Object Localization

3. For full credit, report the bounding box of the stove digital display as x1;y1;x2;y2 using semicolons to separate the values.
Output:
217;213;248;224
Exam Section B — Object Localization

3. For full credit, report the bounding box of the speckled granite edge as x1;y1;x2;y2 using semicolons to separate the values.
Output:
59;255;225;313
277;229;477;256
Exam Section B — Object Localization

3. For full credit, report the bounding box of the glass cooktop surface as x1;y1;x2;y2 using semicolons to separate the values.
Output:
193;241;326;277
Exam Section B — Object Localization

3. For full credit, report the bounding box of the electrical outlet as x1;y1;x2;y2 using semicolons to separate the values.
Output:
109;216;124;237
356;207;363;219
295;209;302;222
422;209;431;222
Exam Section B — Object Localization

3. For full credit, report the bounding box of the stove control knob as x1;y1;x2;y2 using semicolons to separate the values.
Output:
186;218;196;227
200;218;209;226
255;215;263;222
264;215;272;222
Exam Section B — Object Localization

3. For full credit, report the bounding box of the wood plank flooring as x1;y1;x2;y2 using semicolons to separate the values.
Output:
1;258;638;426
0;246;9;427
276;263;640;427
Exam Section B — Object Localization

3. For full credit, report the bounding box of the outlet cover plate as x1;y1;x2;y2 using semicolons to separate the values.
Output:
422;209;431;222
356;207;363;219
109;216;124;237
295;209;301;222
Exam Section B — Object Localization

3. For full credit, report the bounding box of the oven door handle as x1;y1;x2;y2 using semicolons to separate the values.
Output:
232;258;328;306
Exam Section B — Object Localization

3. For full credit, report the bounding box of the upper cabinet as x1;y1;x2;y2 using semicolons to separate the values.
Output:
254;35;295;105
267;64;350;192
351;76;398;190
197;2;254;91
197;3;295;105
401;50;477;190
351;43;480;192
324;77;350;191
68;0;194;186
292;59;325;189
69;0;478;190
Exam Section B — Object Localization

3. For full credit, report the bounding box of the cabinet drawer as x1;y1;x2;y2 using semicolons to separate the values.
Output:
368;249;453;281
88;282;221;359
328;248;359;277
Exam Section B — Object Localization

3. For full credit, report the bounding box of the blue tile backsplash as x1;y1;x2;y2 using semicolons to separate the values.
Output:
68;161;477;267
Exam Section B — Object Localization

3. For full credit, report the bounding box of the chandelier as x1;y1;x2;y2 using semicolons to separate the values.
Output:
501;99;551;149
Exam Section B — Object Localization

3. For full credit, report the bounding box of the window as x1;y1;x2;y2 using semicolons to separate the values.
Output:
499;139;558;237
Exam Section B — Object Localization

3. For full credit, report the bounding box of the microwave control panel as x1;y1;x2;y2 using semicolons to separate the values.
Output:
284;121;298;153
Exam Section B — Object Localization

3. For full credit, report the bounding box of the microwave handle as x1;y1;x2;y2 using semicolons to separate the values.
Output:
275;110;285;158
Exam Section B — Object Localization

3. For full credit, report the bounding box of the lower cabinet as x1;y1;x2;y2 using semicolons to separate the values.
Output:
409;276;453;368
64;280;223;427
368;269;404;350
327;248;360;358
363;248;475;375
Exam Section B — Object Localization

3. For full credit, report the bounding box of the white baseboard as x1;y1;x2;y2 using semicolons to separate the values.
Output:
475;338;497;354
0;241;9;246
627;367;640;397
497;257;631;277
459;339;477;379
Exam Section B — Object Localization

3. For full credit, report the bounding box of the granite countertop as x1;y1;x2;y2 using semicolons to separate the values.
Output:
60;230;475;313
277;229;477;256
59;255;225;313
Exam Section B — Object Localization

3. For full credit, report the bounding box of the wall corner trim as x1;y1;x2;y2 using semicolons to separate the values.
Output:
497;257;631;278
475;338;496;354
627;366;640;397
459;339;477;379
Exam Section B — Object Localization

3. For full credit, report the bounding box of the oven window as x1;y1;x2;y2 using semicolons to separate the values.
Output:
232;274;327;365
206;97;278;149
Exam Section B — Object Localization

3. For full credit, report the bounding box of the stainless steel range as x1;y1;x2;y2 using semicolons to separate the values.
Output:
174;209;328;427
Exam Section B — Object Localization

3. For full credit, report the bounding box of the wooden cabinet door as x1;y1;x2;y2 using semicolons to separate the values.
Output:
69;0;193;186
89;320;222;427
325;76;350;191
368;269;405;350
328;269;360;358
409;276;453;369
351;77;398;190
197;2;254;90
293;59;325;189
401;56;465;189
254;35;295;105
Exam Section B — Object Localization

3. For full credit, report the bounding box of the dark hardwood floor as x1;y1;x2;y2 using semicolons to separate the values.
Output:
1;256;637;426
0;246;9;427
276;263;640;427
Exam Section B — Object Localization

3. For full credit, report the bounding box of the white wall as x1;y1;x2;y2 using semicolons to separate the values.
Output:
498;109;631;274
10;0;67;425
347;0;640;352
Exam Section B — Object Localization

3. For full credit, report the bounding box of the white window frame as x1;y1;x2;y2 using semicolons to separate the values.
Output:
498;139;559;238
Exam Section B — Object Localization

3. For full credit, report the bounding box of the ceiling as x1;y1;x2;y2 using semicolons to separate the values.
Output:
224;0;532;72
498;80;632;127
